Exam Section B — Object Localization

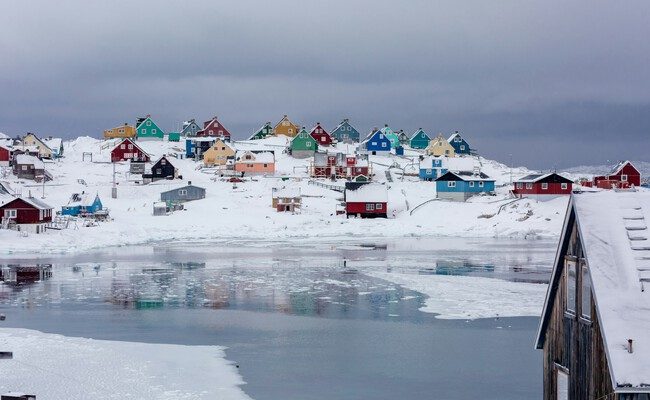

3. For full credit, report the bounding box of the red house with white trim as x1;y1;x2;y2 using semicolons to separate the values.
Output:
111;138;150;162
309;123;333;146
197;116;232;141
344;182;388;218
591;161;641;189
311;152;371;180
0;196;53;233
512;173;573;200
0;145;11;166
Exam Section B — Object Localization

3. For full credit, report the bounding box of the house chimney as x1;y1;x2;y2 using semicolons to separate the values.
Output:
384;124;388;127
628;339;634;353
188;181;192;185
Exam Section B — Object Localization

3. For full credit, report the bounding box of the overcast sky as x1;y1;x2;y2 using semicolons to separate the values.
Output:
1;1;648;169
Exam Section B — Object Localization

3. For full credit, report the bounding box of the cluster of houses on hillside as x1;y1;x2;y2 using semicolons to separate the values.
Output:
0;133;64;182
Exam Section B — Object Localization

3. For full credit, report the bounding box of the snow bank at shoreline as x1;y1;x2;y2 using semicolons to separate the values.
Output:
367;271;547;319
0;328;251;400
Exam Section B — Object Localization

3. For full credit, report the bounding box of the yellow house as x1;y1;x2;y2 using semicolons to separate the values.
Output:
22;133;53;159
426;134;456;157
104;123;136;139
203;139;235;166
273;115;300;137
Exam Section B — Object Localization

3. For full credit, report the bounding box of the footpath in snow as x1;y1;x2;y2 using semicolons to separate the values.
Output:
367;271;547;319
0;328;251;400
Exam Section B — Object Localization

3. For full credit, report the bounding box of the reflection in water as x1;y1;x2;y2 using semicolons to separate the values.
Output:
0;264;52;285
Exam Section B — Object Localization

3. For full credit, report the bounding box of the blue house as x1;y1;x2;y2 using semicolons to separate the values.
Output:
435;171;495;202
185;137;216;158
362;128;391;154
447;131;472;155
330;119;360;143
419;157;446;181
181;119;201;137
61;192;103;216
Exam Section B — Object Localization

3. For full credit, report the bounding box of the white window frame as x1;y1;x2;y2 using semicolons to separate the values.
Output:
366;203;375;211
469;181;475;187
381;142;387;148
375;203;383;210
541;182;548;190
526;183;533;189
561;183;568;190
4;209;17;218
478;181;484;187
179;189;188;196
621;174;628;182
516;182;523;189
448;181;456;188
146;120;151;126
565;258;577;315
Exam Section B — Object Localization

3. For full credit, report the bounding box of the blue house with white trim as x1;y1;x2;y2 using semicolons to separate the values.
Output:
362;128;391;154
61;192;103;216
330;119;360;143
419;157;446;181
435;171;495;202
447;131;471;155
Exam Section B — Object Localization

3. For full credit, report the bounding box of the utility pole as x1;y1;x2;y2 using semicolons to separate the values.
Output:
111;162;117;199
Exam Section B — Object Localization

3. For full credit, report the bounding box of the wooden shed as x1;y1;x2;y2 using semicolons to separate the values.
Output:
535;191;650;399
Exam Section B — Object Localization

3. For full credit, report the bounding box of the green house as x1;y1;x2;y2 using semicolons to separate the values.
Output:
168;131;181;142
136;115;164;140
409;128;431;149
289;128;318;158
380;125;399;148
249;122;273;140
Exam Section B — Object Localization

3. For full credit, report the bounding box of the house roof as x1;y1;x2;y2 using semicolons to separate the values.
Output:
67;192;99;207
447;132;463;143
272;186;301;198
435;171;493;182
420;156;478;172
410;128;430;140
235;150;275;163
516;172;573;184
345;183;388;203
3;196;53;210
536;192;650;392
15;154;45;169
114;138;149;156
43;138;62;150
609;160;639;176
161;185;205;195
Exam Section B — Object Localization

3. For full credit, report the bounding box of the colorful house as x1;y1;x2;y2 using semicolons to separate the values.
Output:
272;187;302;213
21;133;53;159
143;156;177;182
0;145;12;166
111;138;150;162
309;123;333;146
344;182;388;218
234;151;275;175
249;122;273;140
273;115;300;137
180;119;201;137
512;173;573;201
379;125;400;148
0;196;53;234
535;191;650;400
426;134;455;157
289;128;318;158
135;115;164;140
61;192;103;216
167;132;181;142
161;183;206;203
447;131;471;155
203;139;235;166
43;137;64;158
419;156;479;181
362;128;391;154
330;119;360;143
396;130;409;146
12;154;51;182
409;128;431;149
435;171;495;202
104;123;136;139
311;152;370;180
197;116;232;141
185;137;216;159
591;161;641;189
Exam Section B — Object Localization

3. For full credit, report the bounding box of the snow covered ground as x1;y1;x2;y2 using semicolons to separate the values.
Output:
0;328;251;400
0;136;573;255
368;271;547;319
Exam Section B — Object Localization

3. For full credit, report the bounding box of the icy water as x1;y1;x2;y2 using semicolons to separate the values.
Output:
0;237;556;400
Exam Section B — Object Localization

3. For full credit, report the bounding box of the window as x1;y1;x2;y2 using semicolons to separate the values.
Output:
516;182;523;189
371;142;377;146
288;129;293;134
4;209;16;218
128;144;133;150
581;263;592;320
479;181;484;187
556;369;568;400
366;203;375;211
263;163;268;167
21;165;27;171
121;144;126;149
565;259;577;314
381;142;387;148
161;159;167;165
155;168;162;175
179;189;187;196
448;181;456;188
375;203;383;210
141;129;146;134
426;169;432;174
306;142;311;148
526;183;533;189
282;121;289;126
460;145;465;150
146;121;151;126
321;137;326;142
469;181;475;187
621;174;628;182
541;183;548;190
561;183;568;190
219;130;223;135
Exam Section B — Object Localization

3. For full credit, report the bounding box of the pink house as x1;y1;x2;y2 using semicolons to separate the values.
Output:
234;151;275;175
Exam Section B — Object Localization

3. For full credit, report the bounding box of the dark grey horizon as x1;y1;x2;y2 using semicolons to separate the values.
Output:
1;1;649;170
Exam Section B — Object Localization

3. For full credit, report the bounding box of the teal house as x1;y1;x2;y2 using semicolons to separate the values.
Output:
409;128;431;149
249;122;273;140
380;125;400;148
289;127;318;158
435;171;495;202
330;119;360;143
61;193;103;216
136;115;164;140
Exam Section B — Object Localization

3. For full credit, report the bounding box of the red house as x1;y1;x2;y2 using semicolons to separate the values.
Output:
592;161;641;189
197;116;232;141
311;152;371;180
0;196;53;233
0;145;11;166
309;123;332;146
111;138;150;162
512;173;573;200
344;182;388;218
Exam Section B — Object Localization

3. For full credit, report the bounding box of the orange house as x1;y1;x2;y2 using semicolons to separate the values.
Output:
273;115;300;137
104;123;136;139
234;150;275;175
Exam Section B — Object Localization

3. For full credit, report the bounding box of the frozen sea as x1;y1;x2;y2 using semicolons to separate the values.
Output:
0;237;556;399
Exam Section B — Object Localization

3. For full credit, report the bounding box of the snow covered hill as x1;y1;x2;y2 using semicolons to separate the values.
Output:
0;136;577;254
